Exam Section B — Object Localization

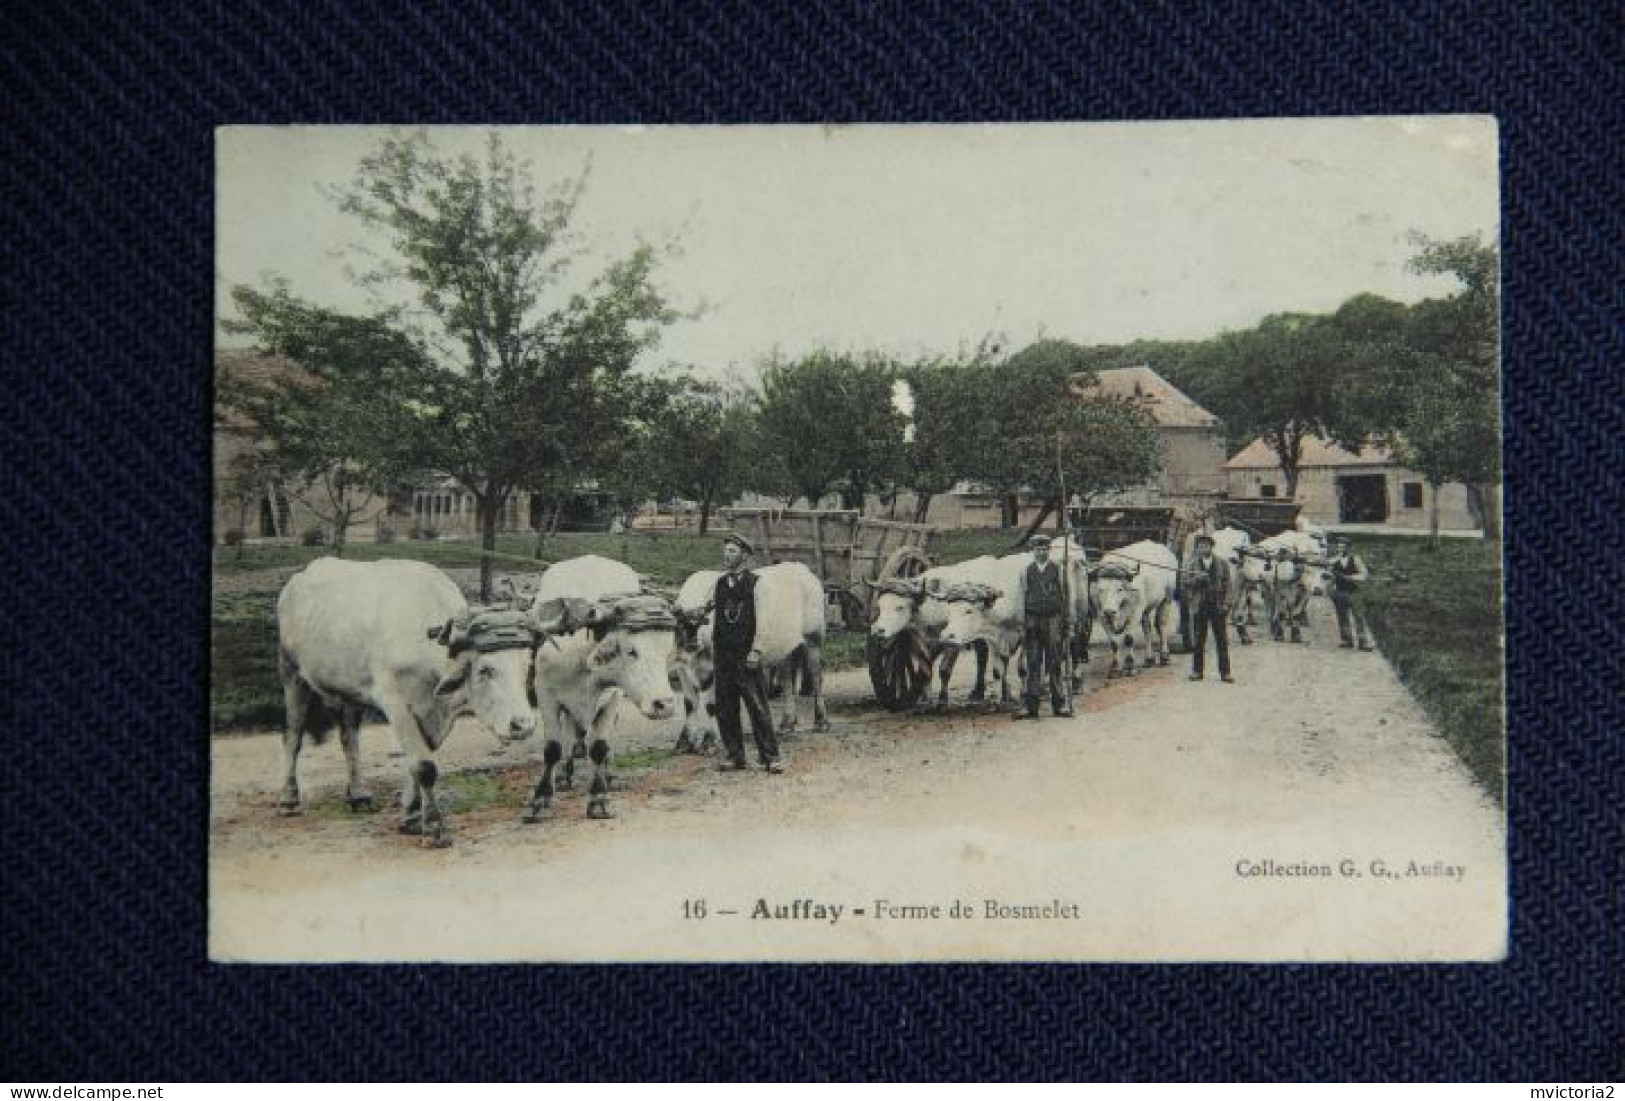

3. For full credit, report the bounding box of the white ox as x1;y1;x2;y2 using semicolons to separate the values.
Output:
525;556;680;820
1088;540;1179;676
937;546;1091;704
671;562;829;752
1251;532;1327;643
275;557;538;841
868;556;1001;706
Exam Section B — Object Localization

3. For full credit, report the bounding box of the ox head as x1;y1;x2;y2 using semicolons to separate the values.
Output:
937;581;1003;648
1236;545;1273;585
1088;562;1139;634
576;595;681;723
428;608;539;743
868;577;926;642
672;602;712;653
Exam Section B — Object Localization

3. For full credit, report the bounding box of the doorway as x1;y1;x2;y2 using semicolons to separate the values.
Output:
1337;474;1388;523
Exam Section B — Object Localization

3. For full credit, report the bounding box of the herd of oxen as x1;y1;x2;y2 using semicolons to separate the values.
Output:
270;522;1336;843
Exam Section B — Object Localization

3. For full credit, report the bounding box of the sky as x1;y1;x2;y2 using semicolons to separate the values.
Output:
217;118;1497;379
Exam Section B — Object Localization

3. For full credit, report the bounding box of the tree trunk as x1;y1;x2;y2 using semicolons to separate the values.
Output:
1282;462;1300;501
1467;482;1500;540
912;492;933;524
331;510;348;557
1428;478;1442;550
1003;493;1020;530
479;492;500;601
698;494;712;535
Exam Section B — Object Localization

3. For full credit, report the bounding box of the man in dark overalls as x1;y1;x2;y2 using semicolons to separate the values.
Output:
1016;535;1072;720
710;533;783;773
1328;536;1376;651
1183;533;1236;683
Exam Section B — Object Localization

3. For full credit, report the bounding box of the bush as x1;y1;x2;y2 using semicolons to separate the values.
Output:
222;528;245;547
412;525;439;541
375;523;397;544
299;526;326;546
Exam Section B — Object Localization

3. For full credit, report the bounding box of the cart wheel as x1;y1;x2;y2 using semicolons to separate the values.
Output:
879;546;933;583
867;628;932;711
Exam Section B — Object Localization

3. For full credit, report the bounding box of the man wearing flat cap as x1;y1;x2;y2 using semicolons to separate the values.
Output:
710;532;782;773
1182;532;1235;683
1017;534;1071;720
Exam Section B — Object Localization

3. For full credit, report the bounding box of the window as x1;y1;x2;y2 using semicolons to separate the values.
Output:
1402;482;1423;509
1260;484;1278;499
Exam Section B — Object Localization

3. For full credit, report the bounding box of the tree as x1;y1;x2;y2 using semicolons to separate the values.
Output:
1190;312;1360;500
640;376;755;533
1398;234;1501;541
895;357;985;523
973;340;1161;538
755;350;905;510
220;292;424;554
234;131;680;597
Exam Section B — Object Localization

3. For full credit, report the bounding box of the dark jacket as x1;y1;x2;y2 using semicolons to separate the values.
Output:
1329;553;1368;594
1024;560;1065;618
1180;552;1234;611
711;569;758;656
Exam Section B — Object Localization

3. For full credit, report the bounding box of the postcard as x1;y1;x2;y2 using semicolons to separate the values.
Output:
211;118;1503;961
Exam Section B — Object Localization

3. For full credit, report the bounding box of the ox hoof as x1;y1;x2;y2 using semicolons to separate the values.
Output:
813;719;832;733
421;832;452;849
673;734;696;755
277;804;302;818
1158;655;1171;667
398;818;423;836
586;800;615;820
347;794;374;813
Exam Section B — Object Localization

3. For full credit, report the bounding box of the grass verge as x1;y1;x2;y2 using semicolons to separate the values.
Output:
1351;534;1504;802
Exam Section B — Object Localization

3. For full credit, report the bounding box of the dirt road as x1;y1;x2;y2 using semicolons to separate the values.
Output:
210;602;1505;962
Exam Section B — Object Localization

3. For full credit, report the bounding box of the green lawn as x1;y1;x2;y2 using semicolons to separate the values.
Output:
1346;534;1505;802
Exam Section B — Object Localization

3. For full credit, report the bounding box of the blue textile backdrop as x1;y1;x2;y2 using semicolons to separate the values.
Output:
2;0;1621;1082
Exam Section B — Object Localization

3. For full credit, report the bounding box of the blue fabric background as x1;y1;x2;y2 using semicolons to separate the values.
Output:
3;0;1621;1082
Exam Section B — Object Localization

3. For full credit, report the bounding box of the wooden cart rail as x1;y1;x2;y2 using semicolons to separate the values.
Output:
1214;499;1303;538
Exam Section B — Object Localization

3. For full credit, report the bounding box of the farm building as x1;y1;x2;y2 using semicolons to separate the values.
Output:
1069;365;1228;509
1224;433;1480;531
871;365;1226;527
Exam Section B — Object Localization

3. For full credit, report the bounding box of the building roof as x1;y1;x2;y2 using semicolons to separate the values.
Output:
1225;433;1395;470
1070;365;1218;429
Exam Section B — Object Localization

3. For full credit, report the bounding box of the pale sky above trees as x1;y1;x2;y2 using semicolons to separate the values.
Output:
217;117;1497;379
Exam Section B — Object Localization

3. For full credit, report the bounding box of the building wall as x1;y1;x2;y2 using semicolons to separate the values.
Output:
1226;464;1479;530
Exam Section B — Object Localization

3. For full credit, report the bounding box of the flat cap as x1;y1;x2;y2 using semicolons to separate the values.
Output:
722;532;755;555
1030;534;1052;547
1195;533;1216;546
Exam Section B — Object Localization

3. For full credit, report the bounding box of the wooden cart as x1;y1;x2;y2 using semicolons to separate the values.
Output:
722;508;940;709
1214;499;1303;538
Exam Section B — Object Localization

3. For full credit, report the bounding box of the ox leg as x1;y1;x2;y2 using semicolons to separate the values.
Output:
933;646;959;707
278;722;305;816
776;657;799;735
1156;604;1173;666
339;705;373;811
997;649;1016;706
392;713;447;843
806;644;830;732
558;709;583;790
523;740;563;823
586;739;614;819
966;641;990;703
